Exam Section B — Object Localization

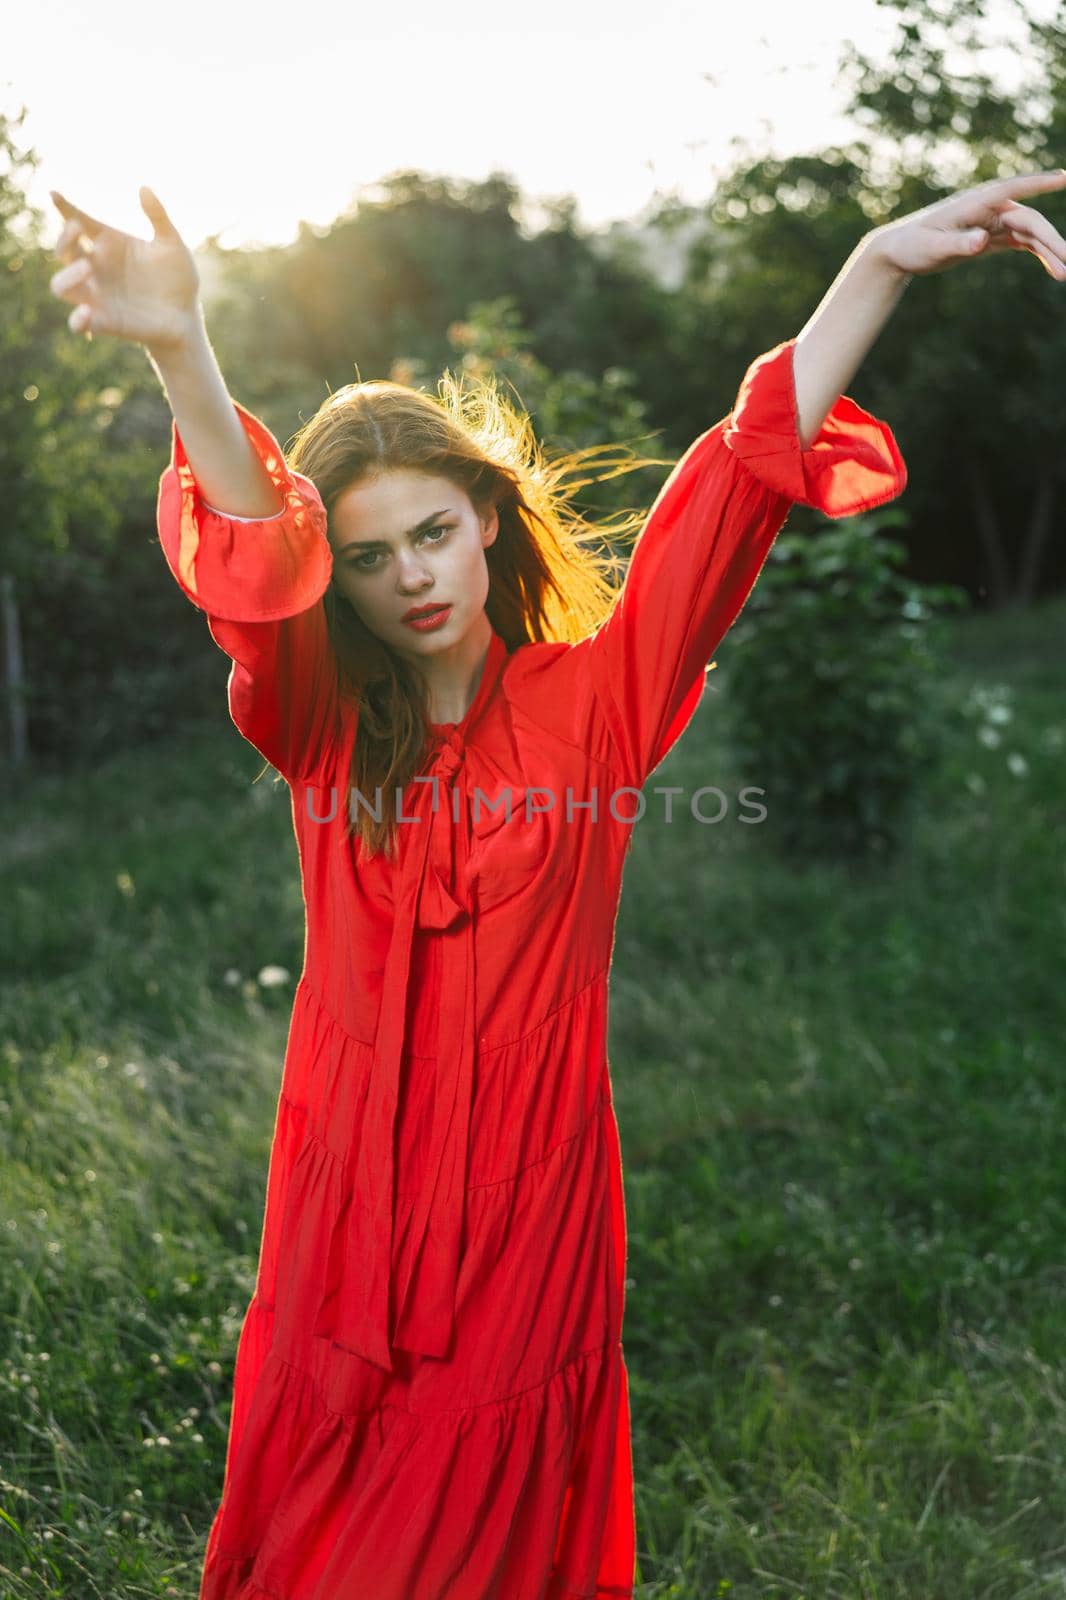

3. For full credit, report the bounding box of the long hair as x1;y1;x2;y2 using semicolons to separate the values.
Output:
279;368;670;860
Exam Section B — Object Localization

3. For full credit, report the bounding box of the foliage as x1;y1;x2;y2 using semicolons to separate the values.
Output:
199;170;675;430
0;104;197;773
720;507;969;862
651;0;1066;604
393;293;672;521
833;0;1066;605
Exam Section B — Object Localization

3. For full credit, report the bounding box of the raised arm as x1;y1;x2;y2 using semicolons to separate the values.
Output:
49;187;281;513
48;187;345;786
563;337;907;793
551;170;1066;791
792;166;1066;447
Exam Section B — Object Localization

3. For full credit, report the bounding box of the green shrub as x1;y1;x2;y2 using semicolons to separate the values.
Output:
722;507;968;863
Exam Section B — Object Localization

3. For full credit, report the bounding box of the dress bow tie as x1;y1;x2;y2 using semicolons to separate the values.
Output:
330;634;508;1372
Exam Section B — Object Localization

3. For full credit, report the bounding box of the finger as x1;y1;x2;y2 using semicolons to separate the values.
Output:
946;227;990;263
54;216;91;264
52;214;98;266
985;168;1066;202
49;255;96;300
139;185;179;240
68;302;94;336
1007;233;1066;278
999;203;1066;262
48;190;107;240
985;217;1066;277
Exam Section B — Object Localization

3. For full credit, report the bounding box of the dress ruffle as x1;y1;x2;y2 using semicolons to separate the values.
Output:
155;401;344;785
201;1299;635;1600
157;400;333;624
722;337;907;516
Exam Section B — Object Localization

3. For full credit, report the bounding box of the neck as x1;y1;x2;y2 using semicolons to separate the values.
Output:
409;611;495;725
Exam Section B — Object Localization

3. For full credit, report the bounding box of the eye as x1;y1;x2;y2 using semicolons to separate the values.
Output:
343;525;450;574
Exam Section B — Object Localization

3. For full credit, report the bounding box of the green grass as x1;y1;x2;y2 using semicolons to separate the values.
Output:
1;593;1064;1598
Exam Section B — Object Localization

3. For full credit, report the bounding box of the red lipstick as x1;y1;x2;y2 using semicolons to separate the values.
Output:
402;604;452;632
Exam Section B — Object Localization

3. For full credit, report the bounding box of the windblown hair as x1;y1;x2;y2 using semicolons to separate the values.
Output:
279;369;670;860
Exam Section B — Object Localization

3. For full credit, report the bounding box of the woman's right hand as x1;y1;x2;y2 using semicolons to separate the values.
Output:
48;186;202;353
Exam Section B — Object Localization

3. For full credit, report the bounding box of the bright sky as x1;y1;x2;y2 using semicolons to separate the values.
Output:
5;0;1050;252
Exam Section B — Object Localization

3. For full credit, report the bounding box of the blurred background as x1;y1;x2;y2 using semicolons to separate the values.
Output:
2;0;1065;1594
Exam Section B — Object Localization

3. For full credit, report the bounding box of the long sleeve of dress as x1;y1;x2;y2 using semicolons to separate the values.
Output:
578;335;908;791
155;399;344;786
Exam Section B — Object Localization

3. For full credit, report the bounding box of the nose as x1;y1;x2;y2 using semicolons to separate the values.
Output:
395;551;434;592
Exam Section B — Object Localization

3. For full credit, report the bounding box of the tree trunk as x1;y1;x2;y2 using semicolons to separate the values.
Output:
1014;469;1056;608
1;572;28;772
970;461;1012;608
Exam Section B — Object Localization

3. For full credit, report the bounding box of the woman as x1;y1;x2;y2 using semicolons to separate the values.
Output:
49;169;1066;1600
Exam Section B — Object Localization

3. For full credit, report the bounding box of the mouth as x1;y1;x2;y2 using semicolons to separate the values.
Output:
403;602;449;620
402;603;453;629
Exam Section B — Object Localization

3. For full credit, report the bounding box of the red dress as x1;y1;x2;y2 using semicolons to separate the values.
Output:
156;338;905;1600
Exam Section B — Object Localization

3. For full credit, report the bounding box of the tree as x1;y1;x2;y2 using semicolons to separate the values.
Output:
836;0;1066;606
0;102;192;775
642;2;1066;607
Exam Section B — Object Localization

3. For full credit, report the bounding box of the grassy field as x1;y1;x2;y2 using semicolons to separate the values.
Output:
2;593;1064;1599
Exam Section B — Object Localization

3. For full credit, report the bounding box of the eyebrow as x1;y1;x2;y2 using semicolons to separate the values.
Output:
336;508;453;555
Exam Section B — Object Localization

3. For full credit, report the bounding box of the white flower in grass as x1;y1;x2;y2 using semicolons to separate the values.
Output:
978;726;1001;748
968;683;1012;715
257;965;290;988
986;703;1013;724
1006;752;1029;778
222;968;242;987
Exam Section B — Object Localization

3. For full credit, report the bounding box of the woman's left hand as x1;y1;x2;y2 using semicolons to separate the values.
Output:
870;168;1066;280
